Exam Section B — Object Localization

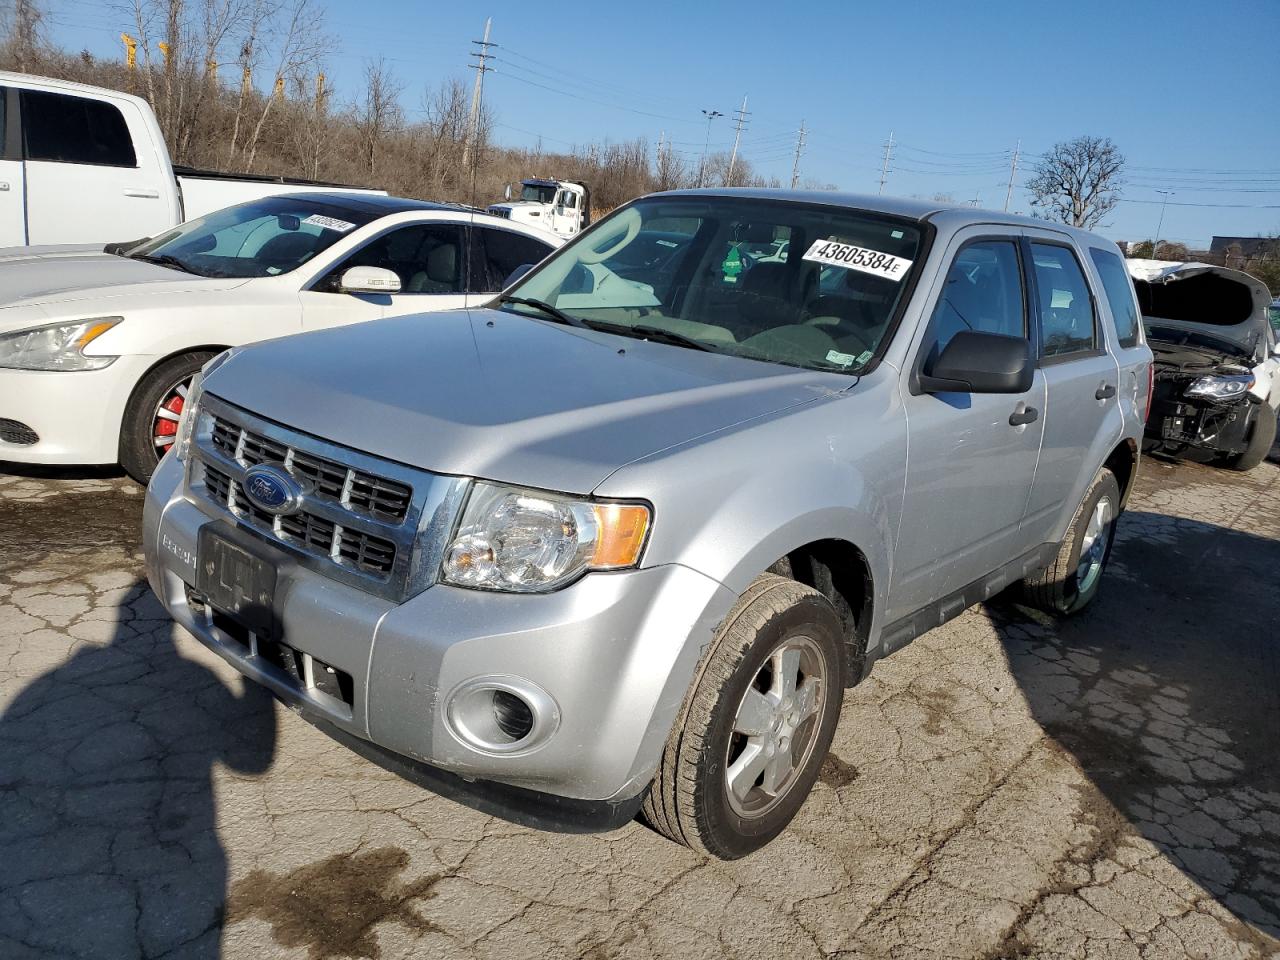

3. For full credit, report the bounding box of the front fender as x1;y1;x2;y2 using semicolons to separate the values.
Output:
595;386;906;645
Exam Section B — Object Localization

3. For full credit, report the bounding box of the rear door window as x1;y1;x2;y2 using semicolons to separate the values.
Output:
1088;247;1141;348
471;227;556;292
1030;243;1097;359
21;90;137;167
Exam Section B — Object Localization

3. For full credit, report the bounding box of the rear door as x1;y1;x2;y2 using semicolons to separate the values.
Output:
21;88;171;245
0;87;26;246
892;231;1045;620
466;225;558;306
1018;231;1120;547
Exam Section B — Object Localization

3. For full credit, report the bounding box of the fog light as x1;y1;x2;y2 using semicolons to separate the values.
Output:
445;676;559;754
492;689;534;741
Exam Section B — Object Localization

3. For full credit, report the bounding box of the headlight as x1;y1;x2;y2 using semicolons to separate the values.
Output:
1185;374;1253;400
0;317;122;371
173;348;239;462
441;482;651;593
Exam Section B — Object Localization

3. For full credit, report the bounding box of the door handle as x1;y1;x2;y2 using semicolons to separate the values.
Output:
1095;383;1116;400
1009;405;1039;426
123;188;160;199
0;182;9;191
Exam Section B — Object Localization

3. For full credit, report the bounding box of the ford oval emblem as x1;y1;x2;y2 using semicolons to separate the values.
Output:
242;464;303;516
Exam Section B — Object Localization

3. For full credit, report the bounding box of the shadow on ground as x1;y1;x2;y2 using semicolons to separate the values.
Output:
990;508;1280;939
0;580;278;960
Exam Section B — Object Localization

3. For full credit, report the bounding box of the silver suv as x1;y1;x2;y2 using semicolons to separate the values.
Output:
144;190;1152;858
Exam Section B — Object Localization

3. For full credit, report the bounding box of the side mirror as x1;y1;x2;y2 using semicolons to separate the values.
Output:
920;330;1034;394
339;266;401;294
503;263;535;288
504;184;512;201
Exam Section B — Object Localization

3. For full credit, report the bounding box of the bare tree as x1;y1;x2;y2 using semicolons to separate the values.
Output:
6;0;45;70
654;140;686;192
354;58;403;180
239;0;324;171
1027;135;1124;229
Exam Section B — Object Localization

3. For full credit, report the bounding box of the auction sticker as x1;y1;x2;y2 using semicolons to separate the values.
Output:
803;238;912;281
302;214;356;233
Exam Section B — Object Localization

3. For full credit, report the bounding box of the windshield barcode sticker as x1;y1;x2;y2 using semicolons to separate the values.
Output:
803;239;912;281
302;214;356;233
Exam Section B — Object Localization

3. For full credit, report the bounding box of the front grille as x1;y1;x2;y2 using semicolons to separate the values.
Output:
186;395;469;602
211;416;411;522
203;461;398;577
0;418;39;445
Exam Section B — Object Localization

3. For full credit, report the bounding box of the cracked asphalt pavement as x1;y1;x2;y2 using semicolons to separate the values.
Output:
1;454;1278;960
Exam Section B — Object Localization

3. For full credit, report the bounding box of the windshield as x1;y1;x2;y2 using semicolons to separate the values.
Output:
126;197;377;278
501;196;923;374
520;183;559;204
1270;303;1280;334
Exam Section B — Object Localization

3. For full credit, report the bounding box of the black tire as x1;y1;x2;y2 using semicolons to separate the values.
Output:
119;351;215;484
640;573;846;859
1224;404;1277;472
1021;467;1121;617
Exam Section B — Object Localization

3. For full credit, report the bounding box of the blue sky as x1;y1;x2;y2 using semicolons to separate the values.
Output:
53;0;1280;248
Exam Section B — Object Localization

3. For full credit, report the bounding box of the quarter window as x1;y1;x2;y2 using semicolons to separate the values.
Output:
1031;243;1096;358
22;90;136;167
1088;248;1141;348
929;240;1026;357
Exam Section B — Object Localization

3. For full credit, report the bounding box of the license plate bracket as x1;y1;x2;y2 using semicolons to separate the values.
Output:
197;525;278;638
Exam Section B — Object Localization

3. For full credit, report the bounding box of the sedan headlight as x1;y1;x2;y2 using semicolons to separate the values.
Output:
441;482;651;593
1185;374;1253;401
0;317;122;371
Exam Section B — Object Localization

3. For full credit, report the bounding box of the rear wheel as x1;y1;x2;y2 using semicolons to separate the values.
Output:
640;574;845;859
1224;404;1277;472
119;352;215;484
1021;467;1120;616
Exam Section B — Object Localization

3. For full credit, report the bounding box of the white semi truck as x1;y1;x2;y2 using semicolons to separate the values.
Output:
487;178;591;239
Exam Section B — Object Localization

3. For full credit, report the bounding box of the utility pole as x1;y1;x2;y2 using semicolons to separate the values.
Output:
657;129;665;166
698;108;723;188
790;119;806;189
461;17;493;170
878;131;894;195
725;95;750;186
1153;190;1174;257
1004;139;1020;212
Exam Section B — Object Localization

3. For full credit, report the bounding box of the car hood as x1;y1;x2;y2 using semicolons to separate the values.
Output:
1146;323;1255;374
206;308;844;493
0;245;245;312
1128;258;1272;357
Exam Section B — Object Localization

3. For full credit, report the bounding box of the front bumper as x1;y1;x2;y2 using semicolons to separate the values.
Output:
1144;393;1257;458
0;359;148;465
143;453;735;806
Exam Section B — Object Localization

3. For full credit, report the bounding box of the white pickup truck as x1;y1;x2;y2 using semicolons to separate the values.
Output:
0;71;384;247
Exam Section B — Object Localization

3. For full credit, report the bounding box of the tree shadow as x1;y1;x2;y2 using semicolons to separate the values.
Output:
0;580;278;959
988;509;1280;938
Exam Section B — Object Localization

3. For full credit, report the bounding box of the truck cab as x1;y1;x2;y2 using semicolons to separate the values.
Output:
487;178;590;239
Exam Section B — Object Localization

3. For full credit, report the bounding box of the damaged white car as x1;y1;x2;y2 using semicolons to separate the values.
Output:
1129;259;1280;471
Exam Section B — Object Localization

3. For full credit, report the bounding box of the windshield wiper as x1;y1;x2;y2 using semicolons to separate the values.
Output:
623;324;714;352
496;295;587;328
132;253;198;275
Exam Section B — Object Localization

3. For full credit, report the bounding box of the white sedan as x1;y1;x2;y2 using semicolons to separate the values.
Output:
0;193;561;480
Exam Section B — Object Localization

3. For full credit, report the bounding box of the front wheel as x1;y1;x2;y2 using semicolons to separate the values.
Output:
1021;467;1121;616
119;352;216;484
640;574;846;859
1223;404;1276;472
